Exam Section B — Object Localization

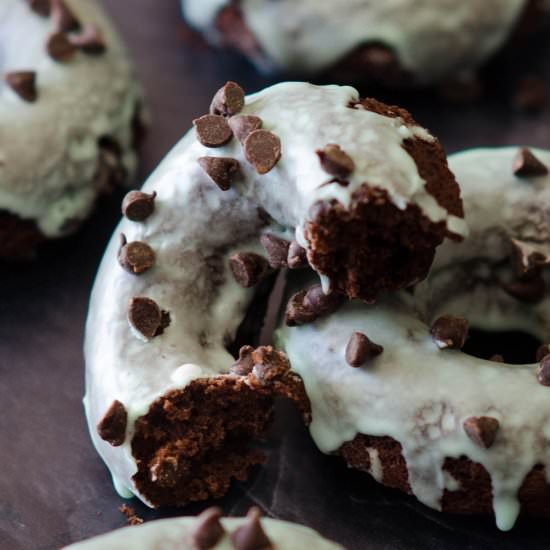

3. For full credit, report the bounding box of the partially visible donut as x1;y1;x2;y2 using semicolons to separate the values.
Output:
84;81;463;508
63;507;343;549
0;0;143;259
278;147;550;530
182;0;537;86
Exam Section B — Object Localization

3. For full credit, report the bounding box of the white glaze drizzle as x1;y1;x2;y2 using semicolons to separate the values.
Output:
63;515;343;550
182;0;526;83
84;82;462;505
0;0;142;236
278;148;550;531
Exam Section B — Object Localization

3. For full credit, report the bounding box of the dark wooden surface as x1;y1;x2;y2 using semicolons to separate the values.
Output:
1;2;550;549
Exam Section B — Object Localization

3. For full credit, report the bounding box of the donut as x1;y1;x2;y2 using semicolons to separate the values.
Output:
63;507;343;549
181;0;536;86
84;81;464;508
278;147;550;531
0;0;143;259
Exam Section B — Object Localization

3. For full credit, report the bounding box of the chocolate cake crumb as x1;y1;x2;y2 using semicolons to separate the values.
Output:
5;71;38;102
251;346;291;384
229;252;271;288
536;356;550;387
501;274;546;303
431;315;469;350
260;233;290;268
194;115;233;148
119;504;144;526
230;345;255;375
47;31;76;61
230;507;272;550
229;115;262;144
192;507;225;549
198;157;240;191
122;190;157;221
513;76;547;113
244;130;281;174
128;296;170;339
287;241;308;269
97;400;127;447
316;144;355;178
70;26;106;55
28;0;51;16
118;237;156;275
536;344;550;362
513;148;549;178
345;332;384;367
463;416;500;449
210;81;245;117
52;0;80;32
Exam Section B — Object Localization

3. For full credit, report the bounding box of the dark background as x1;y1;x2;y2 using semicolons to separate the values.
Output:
1;2;549;549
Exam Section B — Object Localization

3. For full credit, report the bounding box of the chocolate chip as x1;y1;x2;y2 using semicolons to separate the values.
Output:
303;284;344;317
230;345;255;375
537;356;550;387
96;400;127;446
287;241;308;269
513;148;549;178
28;0;51;16
47;31;76;62
509;238;550;278
128;296;170;340
193;115;233;148
5;71;38;103
251;346;290;384
316;144;355;178
536;344;550;362
513;76;547;113
490;354;504;363
501;275;546;304
52;0;80;31
118;237;156;275
119;504;143;526
260;234;290;268
69;26;106;54
122;190;156;221
192;507;225;550
463;416;499;449
230;508;272;550
198;157;240;191
229;252;270;288
284;290;317;327
345;332;384;367
210;81;245;117
431;315;469;350
228;115;262;144
244;130;281;174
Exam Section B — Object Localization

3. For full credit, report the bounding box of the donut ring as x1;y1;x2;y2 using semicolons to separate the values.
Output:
182;0;535;86
279;147;550;531
0;0;143;258
84;81;464;507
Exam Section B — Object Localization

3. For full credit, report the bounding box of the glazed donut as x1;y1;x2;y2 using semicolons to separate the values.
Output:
84;81;464;508
64;507;343;549
278;147;550;531
0;0;143;258
182;0;535;86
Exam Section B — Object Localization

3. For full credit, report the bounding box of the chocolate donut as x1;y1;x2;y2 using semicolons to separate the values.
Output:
84;81;464;508
64;507;343;549
182;0;534;86
278;147;550;530
0;0;143;258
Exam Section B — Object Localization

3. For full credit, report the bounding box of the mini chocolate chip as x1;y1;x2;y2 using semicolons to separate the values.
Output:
198;157;240;191
490;354;504;363
509;238;549;278
69;26;106;54
287;241;308;269
513;76;547;113
97;400;127;446
118;239;155;275
501;275;546;304
230;345;255;375
122;190;156;221
228;115;262;144
192;507;225;550
230;508;272;550
537;356;550;387
28;0;51;16
5;71;38;102
316;144;355;178
260;233;290;268
345;332;384;367
284;290;317;327
47;31;76;62
431;315;469;350
244;130;281;174
128;296;169;340
229;252;270;288
463;416;500;449
193;115;233;148
251;346;290;384
513;148;549;178
52;0;80;31
536;344;550;362
303;284;344;317
210;81;245;117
